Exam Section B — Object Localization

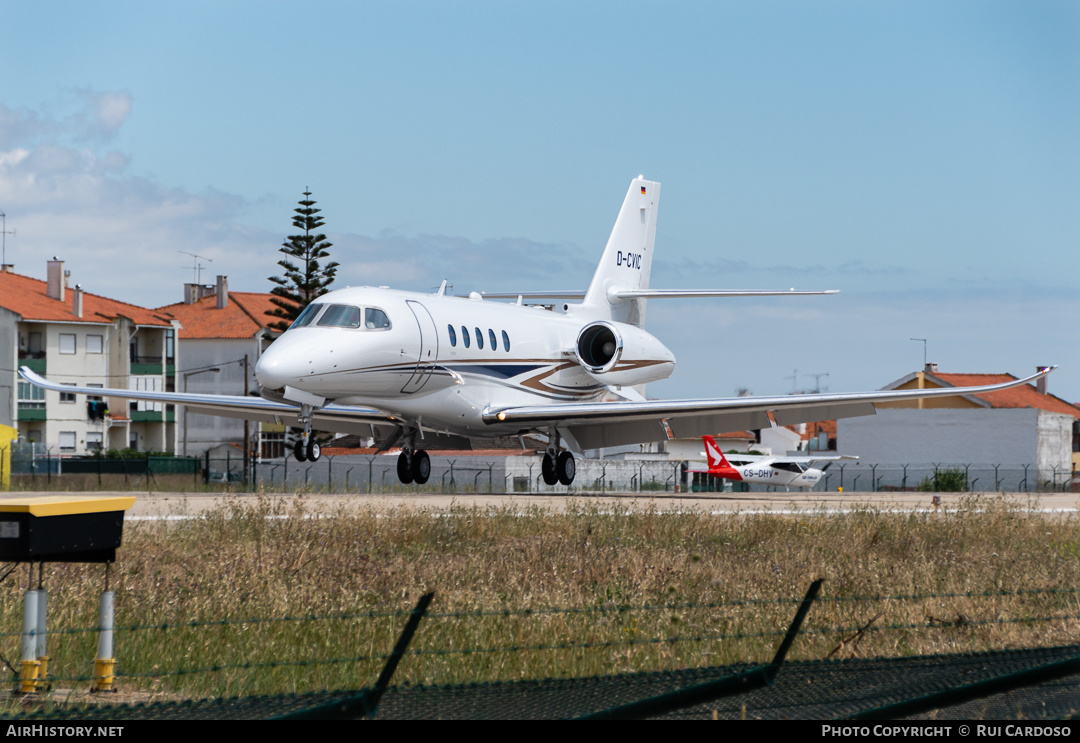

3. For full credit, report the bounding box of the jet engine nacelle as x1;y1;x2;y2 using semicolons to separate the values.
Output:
574;321;675;387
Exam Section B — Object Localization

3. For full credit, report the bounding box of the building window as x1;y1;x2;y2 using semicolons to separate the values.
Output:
87;383;104;402
59;432;76;452
17;382;45;408
87;334;104;354
59;333;76;354
60;384;76;403
86;432;103;451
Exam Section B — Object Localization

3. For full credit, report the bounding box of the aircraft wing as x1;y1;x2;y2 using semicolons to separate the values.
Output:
483;366;1057;450
720;453;859;463
474;289;838;301
18;367;403;437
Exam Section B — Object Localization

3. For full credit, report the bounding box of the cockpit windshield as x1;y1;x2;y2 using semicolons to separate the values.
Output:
365;308;391;329
317;305;362;328
290;303;324;329
288;303;391;330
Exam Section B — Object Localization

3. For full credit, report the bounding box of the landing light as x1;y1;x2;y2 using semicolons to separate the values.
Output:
497;412;507;421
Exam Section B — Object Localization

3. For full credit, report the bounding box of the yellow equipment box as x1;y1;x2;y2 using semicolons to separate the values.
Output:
0;495;136;563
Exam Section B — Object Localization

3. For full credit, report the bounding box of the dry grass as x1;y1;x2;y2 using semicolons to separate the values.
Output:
2;494;1079;701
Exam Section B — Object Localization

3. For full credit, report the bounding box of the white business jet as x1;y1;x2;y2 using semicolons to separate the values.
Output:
693;435;857;490
21;176;1056;487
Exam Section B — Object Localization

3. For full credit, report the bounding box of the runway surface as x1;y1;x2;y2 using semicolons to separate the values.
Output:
5;490;1073;519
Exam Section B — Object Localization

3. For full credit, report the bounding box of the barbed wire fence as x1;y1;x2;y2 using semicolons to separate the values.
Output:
2;584;1079;710
5;442;1074;494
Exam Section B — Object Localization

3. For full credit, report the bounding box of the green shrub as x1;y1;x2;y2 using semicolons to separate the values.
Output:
917;468;968;492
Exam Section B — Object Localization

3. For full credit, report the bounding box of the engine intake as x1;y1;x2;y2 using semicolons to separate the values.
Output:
577;322;622;373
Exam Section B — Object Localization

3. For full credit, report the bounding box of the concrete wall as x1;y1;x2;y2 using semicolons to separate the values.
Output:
837;408;1075;491
838;409;1042;465
179;338;261;456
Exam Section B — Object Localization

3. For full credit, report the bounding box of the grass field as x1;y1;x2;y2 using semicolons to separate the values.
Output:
2;494;1079;702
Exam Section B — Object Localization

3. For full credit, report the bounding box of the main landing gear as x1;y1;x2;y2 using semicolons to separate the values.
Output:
293;438;321;463
392;427;431;485
395;449;431;485
541;428;576;486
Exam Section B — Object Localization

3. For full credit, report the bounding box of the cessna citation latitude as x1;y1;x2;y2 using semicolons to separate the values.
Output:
21;176;1057;487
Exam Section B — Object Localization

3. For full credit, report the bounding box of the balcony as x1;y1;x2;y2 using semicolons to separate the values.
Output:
17;404;46;422
17;353;46;375
130;356;176;376
129;410;176;424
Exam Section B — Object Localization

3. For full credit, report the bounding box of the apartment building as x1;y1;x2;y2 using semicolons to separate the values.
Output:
157;276;283;457
0;259;178;454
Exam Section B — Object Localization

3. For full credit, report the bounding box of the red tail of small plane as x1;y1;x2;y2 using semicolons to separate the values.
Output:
702;435;742;480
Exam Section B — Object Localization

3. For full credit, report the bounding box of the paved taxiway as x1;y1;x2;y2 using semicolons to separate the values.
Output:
7;490;1073;518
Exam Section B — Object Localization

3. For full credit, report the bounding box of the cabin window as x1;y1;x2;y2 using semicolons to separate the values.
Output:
365;308;391;329
488;329;497;350
475;327;483;349
291;303;323;328
461;326;470;348
317;305;362;328
502;330;510;352
447;325;457;347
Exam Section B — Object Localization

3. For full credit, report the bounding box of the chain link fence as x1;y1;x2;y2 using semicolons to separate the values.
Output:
1;443;1075;493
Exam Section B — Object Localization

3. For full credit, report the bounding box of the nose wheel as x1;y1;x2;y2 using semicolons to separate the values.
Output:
291;402;322;462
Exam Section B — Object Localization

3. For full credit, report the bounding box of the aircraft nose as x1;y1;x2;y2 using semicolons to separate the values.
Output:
255;342;305;390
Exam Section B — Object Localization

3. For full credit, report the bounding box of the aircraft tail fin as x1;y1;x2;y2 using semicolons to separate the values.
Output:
582;176;661;326
703;435;731;471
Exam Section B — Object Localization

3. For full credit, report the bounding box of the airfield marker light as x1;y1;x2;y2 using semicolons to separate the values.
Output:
19;590;40;694
35;587;49;691
92;590;116;693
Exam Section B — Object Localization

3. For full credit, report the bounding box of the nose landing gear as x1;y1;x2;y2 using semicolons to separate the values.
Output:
291;402;322;462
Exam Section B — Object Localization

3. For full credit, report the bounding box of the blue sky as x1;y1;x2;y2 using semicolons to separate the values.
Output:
1;1;1077;401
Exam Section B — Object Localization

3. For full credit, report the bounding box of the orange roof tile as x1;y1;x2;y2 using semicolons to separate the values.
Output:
0;270;172;326
157;292;292;339
933;372;1080;419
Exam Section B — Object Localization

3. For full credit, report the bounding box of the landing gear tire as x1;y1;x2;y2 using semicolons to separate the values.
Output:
556;451;576;486
411;450;431;485
294;439;308;462
397;451;414;484
541;453;559;486
306;441;321;462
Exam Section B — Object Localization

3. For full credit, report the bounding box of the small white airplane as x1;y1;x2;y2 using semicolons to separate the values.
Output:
21;176;1057;488
693;435;857;490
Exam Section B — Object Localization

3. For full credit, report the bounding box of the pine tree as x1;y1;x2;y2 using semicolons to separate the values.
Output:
267;190;340;332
